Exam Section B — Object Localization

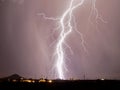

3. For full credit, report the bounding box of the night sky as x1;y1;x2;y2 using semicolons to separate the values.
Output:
0;0;120;79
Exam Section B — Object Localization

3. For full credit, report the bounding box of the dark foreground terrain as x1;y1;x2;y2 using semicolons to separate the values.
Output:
0;74;120;89
0;80;120;90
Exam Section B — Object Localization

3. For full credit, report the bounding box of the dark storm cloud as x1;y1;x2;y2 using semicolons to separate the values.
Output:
0;0;120;79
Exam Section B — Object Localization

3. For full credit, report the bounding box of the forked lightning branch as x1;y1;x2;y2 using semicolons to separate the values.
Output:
38;0;104;79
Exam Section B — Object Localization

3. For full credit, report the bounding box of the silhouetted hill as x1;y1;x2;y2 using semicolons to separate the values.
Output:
0;74;24;82
7;74;22;79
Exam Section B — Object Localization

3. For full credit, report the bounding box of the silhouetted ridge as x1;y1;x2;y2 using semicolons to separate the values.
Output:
0;74;24;81
7;74;22;80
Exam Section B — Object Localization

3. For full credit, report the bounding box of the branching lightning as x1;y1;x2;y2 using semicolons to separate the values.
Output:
55;0;85;79
38;0;105;79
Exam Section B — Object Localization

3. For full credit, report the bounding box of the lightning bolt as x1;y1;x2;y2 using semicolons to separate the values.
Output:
38;0;106;79
55;0;85;79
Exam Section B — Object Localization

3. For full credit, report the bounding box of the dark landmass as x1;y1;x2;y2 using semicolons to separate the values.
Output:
0;74;120;89
0;74;23;81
